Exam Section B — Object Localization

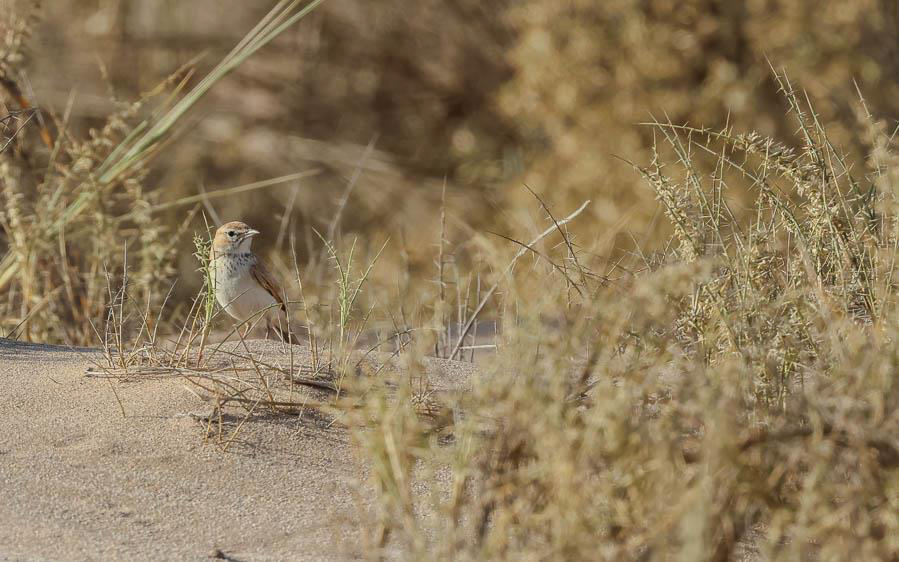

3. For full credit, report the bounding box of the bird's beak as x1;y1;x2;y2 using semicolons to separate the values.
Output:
243;229;261;240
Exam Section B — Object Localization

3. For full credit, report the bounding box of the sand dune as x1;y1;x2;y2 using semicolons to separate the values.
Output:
0;339;476;560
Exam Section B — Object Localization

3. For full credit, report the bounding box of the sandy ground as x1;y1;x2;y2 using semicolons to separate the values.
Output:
0;338;478;561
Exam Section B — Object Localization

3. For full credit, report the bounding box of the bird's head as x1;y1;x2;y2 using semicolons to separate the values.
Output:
212;221;260;254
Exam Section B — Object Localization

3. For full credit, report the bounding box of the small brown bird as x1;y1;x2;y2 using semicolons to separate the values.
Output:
210;221;296;342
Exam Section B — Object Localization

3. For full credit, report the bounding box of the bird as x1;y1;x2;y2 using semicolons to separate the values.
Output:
209;221;296;343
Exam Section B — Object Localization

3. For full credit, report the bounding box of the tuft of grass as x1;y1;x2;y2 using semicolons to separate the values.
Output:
191;221;216;363
345;80;899;559
315;232;389;386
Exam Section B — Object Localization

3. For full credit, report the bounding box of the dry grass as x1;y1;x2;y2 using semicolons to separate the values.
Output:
345;83;899;559
3;1;899;560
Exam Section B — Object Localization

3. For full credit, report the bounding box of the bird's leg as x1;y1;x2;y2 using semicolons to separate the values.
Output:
241;323;251;339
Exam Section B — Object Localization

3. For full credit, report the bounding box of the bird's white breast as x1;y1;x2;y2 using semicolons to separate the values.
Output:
212;253;277;321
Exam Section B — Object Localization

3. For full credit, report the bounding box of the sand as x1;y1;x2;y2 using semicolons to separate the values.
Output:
0;338;478;561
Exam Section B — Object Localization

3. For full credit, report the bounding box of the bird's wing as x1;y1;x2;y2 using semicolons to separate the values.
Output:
251;259;287;312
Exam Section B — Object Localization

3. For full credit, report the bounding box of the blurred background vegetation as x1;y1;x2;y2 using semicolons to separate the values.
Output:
3;0;899;340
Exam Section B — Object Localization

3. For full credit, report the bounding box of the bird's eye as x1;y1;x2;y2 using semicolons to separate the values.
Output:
227;231;236;237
